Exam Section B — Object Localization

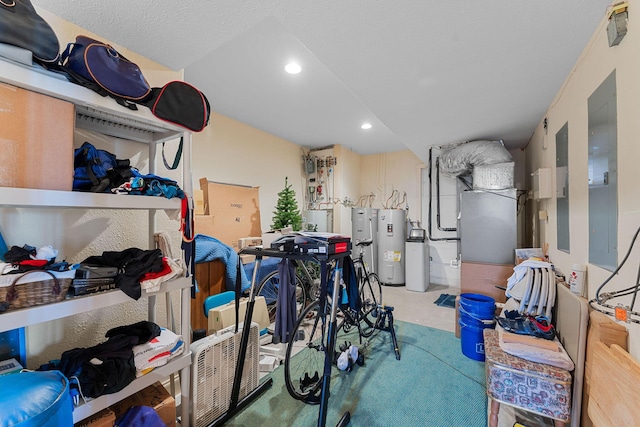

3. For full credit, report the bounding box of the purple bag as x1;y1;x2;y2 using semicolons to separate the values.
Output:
115;405;166;427
61;35;151;101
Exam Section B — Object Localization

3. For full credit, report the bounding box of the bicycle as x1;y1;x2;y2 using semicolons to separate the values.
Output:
255;259;322;324
283;239;382;403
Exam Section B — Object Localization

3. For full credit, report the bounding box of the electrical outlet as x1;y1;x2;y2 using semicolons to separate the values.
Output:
615;305;631;323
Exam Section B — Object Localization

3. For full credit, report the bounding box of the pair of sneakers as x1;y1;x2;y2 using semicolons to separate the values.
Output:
497;310;556;340
336;341;365;371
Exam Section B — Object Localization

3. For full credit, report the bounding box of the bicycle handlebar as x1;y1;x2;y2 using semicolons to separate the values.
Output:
355;239;373;247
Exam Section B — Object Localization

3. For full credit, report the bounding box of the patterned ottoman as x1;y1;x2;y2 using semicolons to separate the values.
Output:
483;329;572;427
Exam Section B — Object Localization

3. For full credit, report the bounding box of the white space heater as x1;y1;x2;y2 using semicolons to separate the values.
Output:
190;321;260;427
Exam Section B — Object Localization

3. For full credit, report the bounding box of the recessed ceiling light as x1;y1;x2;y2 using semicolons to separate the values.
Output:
361;123;372;130
285;62;302;74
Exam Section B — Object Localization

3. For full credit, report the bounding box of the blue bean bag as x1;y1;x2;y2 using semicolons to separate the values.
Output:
0;370;73;427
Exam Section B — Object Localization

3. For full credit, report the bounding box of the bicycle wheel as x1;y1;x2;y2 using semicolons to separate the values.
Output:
284;299;328;403
256;269;307;324
298;260;322;301
359;272;382;337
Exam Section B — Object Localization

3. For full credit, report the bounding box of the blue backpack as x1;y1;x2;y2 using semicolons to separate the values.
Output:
73;141;131;192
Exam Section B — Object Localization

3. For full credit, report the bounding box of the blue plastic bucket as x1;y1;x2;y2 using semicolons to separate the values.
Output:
458;293;496;361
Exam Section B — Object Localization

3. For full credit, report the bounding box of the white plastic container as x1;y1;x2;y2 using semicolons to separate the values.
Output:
568;264;587;297
405;239;430;292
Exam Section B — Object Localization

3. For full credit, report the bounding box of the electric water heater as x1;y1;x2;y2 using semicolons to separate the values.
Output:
351;207;378;274
377;209;406;285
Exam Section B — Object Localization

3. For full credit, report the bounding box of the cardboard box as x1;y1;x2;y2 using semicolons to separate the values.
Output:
193;189;205;215
261;227;293;249
0;83;74;190
240;254;256;264
75;408;116;427
460;261;512;304
197;179;262;250
110;382;176;427
208;296;270;335
238;236;263;249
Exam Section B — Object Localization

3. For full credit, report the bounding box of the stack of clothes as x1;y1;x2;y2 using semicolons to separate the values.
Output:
38;321;184;403
39;321;161;401
496;298;574;371
133;327;184;377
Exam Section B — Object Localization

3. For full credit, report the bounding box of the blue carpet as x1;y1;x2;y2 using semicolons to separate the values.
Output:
226;320;487;427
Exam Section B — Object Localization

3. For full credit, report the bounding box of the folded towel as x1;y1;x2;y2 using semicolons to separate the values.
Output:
500;328;560;351
497;325;574;371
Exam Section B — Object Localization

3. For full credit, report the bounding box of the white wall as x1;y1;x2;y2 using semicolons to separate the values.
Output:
421;157;460;287
526;2;640;358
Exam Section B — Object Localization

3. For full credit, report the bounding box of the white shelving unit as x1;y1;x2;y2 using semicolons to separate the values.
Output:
0;57;193;425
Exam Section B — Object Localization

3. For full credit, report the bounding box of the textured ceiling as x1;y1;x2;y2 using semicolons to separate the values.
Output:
34;0;612;162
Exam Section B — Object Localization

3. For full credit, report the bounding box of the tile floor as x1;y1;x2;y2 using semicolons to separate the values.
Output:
380;282;458;333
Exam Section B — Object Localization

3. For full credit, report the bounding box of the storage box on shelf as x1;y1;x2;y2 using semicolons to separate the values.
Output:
74;408;116;427
0;57;192;426
0;83;74;191
0;270;74;312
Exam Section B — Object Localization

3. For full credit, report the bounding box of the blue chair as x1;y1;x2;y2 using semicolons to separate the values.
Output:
203;291;235;318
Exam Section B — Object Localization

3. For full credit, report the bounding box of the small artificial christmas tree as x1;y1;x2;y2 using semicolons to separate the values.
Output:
272;177;302;231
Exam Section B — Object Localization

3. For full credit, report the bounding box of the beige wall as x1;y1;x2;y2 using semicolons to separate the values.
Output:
359;151;424;215
332;145;362;235
526;2;640;358
191;113;305;233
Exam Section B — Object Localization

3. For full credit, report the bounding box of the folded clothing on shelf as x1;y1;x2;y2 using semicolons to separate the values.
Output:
133;327;184;374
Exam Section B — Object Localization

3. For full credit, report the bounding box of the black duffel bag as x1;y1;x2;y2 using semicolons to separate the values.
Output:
141;80;211;132
0;0;60;64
